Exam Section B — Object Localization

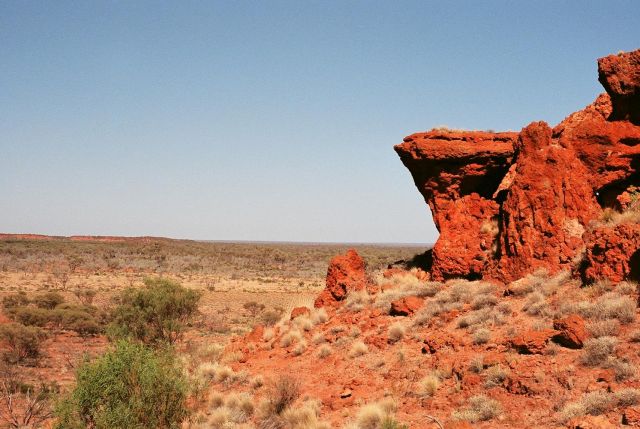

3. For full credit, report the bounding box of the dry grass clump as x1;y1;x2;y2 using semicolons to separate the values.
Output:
559;389;640;423
630;330;640;342
310;308;328;325
472;328;491;345
280;330;303;347
353;398;406;429
607;357;636;381
343;290;373;312
250;375;264;389
317;344;332;359
312;332;326;345
280;399;329;429
292;341;307;356
293;315;314;332
262;327;275;342
256;375;301;428
197;362;244;384
522;291;550;316
387;323;405;343
509;269;569;296
418;373;441;397
452;394;501;422
373;273;441;312
348;341;369;358
586;319;620;338
224;392;255;423
581;336;617;366
469;355;484;373
457;308;498;329
561;292;636;324
615;280;637;295
484;365;510;388
595;204;640;227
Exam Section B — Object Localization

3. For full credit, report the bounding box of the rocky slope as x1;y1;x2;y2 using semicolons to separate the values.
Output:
219;49;640;429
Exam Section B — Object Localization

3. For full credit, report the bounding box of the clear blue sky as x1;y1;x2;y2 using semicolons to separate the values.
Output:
1;1;638;243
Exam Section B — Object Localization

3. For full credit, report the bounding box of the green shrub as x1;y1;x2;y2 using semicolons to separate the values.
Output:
54;340;188;429
6;306;52;327
33;292;65;309
2;292;29;309
0;323;46;363
108;278;200;345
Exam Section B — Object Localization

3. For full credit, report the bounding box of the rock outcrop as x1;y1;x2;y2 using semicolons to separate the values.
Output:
314;249;369;308
395;49;640;283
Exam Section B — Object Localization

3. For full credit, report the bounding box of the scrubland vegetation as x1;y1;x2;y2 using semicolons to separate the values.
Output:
0;237;639;427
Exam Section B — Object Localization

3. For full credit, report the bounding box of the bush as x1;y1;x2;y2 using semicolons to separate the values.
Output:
581;336;617;366
2;292;29;309
6;306;51;327
54;340;188;429
108;278;201;345
0;323;46;364
33;292;65;310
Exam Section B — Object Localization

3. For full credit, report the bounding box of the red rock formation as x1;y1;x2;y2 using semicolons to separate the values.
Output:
389;296;424;316
314;249;369;308
598;49;640;123
396;48;640;283
290;306;311;320
582;222;640;283
395;131;517;280
553;314;587;349
487;121;601;281
510;329;557;354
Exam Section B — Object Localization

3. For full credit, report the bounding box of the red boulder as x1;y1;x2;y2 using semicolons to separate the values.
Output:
314;249;368;308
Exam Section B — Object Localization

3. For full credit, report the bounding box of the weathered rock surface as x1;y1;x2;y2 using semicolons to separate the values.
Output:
314;249;369;308
582;222;640;283
598;49;640;123
389;296;424;316
396;49;640;283
553;314;587;349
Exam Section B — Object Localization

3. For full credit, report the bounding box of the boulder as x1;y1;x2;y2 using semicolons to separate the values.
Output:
290;306;311;320
553;314;587;349
598;49;640;123
510;329;557;354
314;249;368;308
389;296;424;316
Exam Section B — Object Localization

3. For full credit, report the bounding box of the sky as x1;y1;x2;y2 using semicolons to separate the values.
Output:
1;1;639;243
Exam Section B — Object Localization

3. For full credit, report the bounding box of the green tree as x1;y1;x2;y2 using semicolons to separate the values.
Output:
108;278;200;345
54;340;188;429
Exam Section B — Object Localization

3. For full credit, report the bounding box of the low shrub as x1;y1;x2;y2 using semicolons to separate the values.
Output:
348;341;368;358
581;336;617;366
0;323;46;364
1;292;29;309
54;340;188;429
108;277;201;345
33;292;65;310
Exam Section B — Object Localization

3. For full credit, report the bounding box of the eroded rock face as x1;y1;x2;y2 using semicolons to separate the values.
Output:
582;223;640;283
314;249;369;308
598;49;640;123
395;48;640;283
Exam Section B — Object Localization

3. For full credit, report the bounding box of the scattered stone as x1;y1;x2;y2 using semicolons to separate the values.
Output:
553;314;587;349
510;329;557;354
389;296;424;316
